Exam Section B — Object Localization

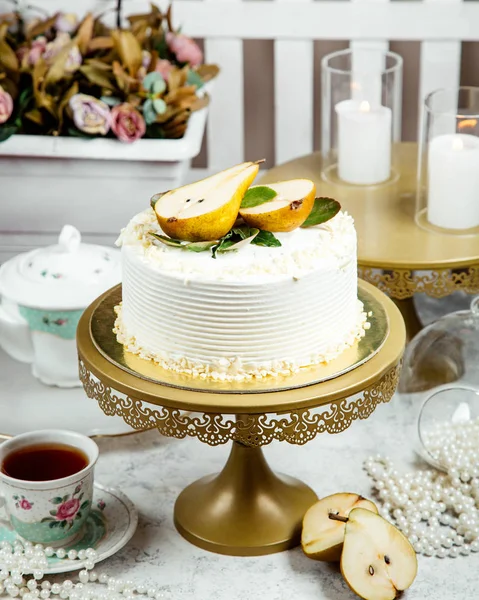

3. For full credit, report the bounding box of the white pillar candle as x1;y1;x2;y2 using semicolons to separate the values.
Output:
427;133;479;230
336;100;392;185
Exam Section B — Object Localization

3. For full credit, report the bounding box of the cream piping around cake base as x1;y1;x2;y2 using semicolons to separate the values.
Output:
113;301;368;382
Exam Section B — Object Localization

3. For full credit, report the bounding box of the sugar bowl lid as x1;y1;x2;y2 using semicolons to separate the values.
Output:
0;225;121;310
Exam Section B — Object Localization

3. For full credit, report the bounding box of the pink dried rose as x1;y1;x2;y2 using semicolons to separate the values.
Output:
55;13;78;34
19;498;32;510
55;498;80;521
69;94;111;136
155;59;173;80
111;103;146;143
0;86;13;125
17;36;47;67
166;32;203;67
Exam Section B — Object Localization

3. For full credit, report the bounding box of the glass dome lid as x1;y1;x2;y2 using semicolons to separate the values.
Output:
398;296;479;467
400;296;479;395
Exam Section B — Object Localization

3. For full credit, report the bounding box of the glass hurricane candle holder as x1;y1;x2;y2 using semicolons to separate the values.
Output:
321;48;403;187
416;87;479;235
417;386;479;471
399;296;479;469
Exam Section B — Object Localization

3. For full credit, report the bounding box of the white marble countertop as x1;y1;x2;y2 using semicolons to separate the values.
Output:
92;389;477;600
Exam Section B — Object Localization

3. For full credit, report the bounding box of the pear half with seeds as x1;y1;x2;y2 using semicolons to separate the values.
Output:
338;508;418;600
155;162;260;241
239;179;316;232
302;493;378;562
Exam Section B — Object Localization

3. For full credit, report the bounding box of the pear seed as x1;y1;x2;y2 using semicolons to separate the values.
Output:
186;199;191;203
368;566;374;576
384;555;391;565
198;199;205;203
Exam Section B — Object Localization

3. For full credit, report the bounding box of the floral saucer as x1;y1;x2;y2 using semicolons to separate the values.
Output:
0;484;138;575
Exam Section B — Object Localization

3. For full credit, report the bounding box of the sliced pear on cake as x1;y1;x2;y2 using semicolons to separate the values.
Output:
155;162;260;241
337;508;418;600
239;179;316;232
302;493;378;562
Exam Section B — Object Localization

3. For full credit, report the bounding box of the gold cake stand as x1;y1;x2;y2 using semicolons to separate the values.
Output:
260;143;479;343
77;281;405;556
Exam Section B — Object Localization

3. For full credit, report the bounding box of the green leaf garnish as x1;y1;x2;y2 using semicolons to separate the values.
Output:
240;186;277;209
251;230;282;248
231;226;254;240
215;230;260;254
211;226;280;257
149;232;184;247
301;197;341;228
149;232;218;253
212;226;255;258
148;224;281;258
185;241;218;252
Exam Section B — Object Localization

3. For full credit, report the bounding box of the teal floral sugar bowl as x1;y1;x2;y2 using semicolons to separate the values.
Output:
0;225;120;387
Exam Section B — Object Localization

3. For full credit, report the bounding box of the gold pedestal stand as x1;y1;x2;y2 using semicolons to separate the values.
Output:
174;440;317;555
260;143;479;344
77;281;405;556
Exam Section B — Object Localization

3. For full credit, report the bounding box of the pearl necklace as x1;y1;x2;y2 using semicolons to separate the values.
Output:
364;418;479;559
0;540;170;600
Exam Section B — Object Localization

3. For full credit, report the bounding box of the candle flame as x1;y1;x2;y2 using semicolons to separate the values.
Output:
359;100;370;113
458;119;477;130
452;136;464;151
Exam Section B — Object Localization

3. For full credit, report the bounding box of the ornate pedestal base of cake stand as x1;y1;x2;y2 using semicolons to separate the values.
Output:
77;281;405;556
260;143;479;350
174;439;317;555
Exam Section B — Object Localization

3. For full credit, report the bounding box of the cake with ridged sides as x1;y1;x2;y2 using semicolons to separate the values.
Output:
114;163;368;382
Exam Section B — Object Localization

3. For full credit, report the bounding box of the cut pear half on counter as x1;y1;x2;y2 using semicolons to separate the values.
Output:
155;161;260;241
302;493;378;562
337;508;418;600
239;179;316;232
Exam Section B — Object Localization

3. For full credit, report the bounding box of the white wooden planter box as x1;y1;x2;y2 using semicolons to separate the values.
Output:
0;99;209;262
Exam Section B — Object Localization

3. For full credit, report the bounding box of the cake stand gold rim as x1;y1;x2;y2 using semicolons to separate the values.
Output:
77;279;405;414
89;284;388;394
357;258;479;271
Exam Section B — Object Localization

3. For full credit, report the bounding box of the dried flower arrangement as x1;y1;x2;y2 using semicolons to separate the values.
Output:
0;1;219;143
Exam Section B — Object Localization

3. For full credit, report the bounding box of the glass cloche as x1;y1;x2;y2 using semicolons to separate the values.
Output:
398;296;479;468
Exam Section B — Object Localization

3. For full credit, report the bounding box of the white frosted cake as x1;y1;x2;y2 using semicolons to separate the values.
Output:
114;205;368;382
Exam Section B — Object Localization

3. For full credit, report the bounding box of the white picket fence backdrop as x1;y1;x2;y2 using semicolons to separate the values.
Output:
1;0;479;176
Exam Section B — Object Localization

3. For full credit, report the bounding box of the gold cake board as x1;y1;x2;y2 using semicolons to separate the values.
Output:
77;280;405;556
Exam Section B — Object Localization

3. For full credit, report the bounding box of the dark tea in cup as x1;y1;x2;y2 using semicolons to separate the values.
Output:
1;443;89;482
0;430;99;544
